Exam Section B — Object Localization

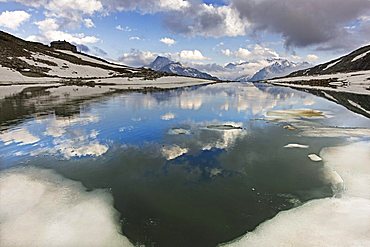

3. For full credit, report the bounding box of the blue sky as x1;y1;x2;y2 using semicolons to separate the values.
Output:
1;0;370;77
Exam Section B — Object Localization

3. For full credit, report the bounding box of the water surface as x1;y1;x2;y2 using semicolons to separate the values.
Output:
1;83;369;247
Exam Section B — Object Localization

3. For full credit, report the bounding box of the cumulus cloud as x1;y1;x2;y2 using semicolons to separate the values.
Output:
230;0;370;49
306;54;319;62
29;18;99;45
83;18;95;28
115;25;131;31
118;49;157;67
179;50;208;60
164;3;248;37
160;37;176;46
223;44;280;60
0;10;31;30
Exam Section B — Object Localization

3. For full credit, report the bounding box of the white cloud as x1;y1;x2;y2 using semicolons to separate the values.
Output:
224;45;280;60
83;18;95;28
179;50;208;60
0;10;31;30
221;49;232;56
118;49;157;67
35;18;59;32
306;54;319;62
129;36;141;40
160;37;176;46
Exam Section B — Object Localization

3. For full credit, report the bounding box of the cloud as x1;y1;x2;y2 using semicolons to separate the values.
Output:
101;0;190;13
160;37;176;46
179;50;208;60
83;18;95;28
30;18;99;45
118;49;157;67
163;3;248;37
0;10;31;30
230;0;370;49
223;44;280;60
129;36;141;41
306;54;319;62
116;25;131;31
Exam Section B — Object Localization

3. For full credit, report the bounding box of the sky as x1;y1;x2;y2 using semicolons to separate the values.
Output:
0;0;370;78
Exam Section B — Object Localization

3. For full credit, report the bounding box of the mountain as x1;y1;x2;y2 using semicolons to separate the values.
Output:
235;59;311;82
288;45;370;77
148;56;219;80
0;31;165;80
249;60;311;82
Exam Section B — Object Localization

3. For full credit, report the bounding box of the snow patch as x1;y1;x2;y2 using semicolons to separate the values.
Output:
0;167;132;247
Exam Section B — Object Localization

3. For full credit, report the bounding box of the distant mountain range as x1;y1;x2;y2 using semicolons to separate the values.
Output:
148;56;219;80
287;45;370;77
236;59;311;82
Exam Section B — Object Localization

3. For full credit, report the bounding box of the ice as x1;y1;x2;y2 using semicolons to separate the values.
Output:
161;145;188;160
308;154;323;162
0;167;133;247
223;142;370;247
284;144;309;149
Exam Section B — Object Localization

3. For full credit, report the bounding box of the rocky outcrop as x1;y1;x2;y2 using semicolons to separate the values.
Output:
50;41;77;53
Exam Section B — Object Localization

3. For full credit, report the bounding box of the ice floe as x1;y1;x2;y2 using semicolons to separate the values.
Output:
161;145;188;160
308;154;323;162
0;167;133;247
223;142;370;247
284;144;309;149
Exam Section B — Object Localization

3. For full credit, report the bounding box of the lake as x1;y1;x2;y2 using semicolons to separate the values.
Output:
1;82;369;247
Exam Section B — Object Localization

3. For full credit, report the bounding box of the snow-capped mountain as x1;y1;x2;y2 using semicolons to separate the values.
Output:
148;56;219;80
248;59;311;82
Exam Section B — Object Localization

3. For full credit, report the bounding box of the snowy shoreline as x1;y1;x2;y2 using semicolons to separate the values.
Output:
267;70;370;96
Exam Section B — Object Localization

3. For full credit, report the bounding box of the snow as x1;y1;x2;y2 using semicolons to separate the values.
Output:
284;144;309;149
161;145;188;160
351;50;370;62
56;50;128;69
269;70;370;95
323;59;341;70
308;154;322;162
0;167;133;247
224;141;370;247
19;53;120;78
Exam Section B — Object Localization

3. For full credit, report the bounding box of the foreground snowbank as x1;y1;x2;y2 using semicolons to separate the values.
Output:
223;141;370;247
0;167;133;247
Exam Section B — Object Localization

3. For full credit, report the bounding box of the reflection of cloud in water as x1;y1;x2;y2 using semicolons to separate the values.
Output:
161;112;175;121
225;142;370;247
44;115;99;138
33;129;108;159
0;167;132;247
161;145;188;160
179;95;203;110
202;128;247;151
0;128;40;145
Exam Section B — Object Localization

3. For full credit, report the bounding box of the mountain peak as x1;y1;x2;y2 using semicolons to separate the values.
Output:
148;56;218;80
149;56;173;71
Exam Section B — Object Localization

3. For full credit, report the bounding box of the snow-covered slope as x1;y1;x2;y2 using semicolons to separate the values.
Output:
0;31;163;81
288;45;370;77
148;56;219;80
